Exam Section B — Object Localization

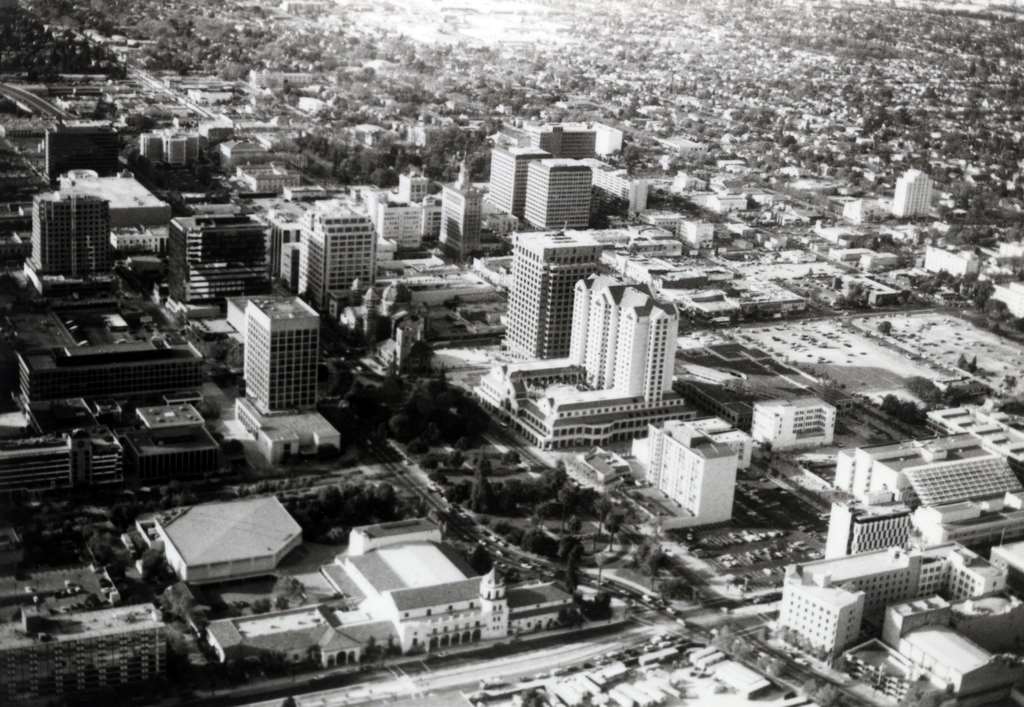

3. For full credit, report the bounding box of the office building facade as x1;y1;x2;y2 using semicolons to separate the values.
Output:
168;215;271;305
0;427;123;499
525;124;597;159
524;159;593;230
44;123;119;181
300;199;376;308
439;161;483;259
488;146;550;220
30;191;113;280
243;297;319;413
751;398;836;450
505;231;602;359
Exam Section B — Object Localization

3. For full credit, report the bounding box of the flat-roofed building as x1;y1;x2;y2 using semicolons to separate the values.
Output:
17;342;204;404
826;501;914;558
991;281;1024;319
751;398;835;450
0;427;122;499
524;123;597;159
44;122;119;181
781;544;1006;657
524;159;592;230
927;406;1024;465
57;170;171;228
236;163;301;193
29;190;112;287
488;146;550;220
581;159;648;214
913;492;1024;548
300;198;376;308
0;603;165;705
349;518;442;556
567;447;632;491
168;214;270;306
834;435;1022;505
505;230;602;360
147;497;302;584
121;404;221;484
892;169;933;218
924;244;980;278
639;419;738;526
439;161;482;260
242;296;319;414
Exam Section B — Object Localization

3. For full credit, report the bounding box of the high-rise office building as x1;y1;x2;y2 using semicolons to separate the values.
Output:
525;124;597;159
45;123;119;181
524;159;592;230
892;169;933;218
488;146;550;220
168;215;271;305
243;297;319;414
29;191;113;280
439;161;483;260
299;198;376;308
506;231;602;359
569;275;677;401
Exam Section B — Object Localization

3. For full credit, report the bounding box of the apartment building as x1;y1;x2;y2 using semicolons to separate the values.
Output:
751;398;836;450
892;169;933;218
641;420;738;526
505;230;602;359
0;604;165;705
523;159;592;230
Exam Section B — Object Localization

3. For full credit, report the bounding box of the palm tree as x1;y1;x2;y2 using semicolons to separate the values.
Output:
593;495;613;552
605;512;623;553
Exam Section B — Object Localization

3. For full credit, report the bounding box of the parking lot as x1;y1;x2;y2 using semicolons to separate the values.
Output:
851;311;1024;395
736;319;942;397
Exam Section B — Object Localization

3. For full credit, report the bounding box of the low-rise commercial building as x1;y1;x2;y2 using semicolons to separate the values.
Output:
751;398;836;450
0;427;123;499
834;435;1022;505
121;404;220;484
236;164;301;193
928;406;1024;465
57;170;171;228
924;244;980;278
17;342;204;404
567;447;633;491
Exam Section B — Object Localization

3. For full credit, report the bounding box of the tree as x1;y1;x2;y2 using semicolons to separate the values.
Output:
275;595;290;610
593;495;613;551
605;512;624;550
468;543;493;574
252;598;272;614
140;547;163;581
470;459;494;513
877;320;893;335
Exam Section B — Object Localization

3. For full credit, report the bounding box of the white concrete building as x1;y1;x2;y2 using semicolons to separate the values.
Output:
593;123;623;156
488;146;550;220
681;221;714;248
826;501;914;559
147;497;302;584
505;231;602;359
242;296;319;414
781;544;1006;657
524;159;592;230
397;173;429;205
892;169;933;218
299;198;376;308
751;398;836;450
991;281;1024;318
439;161;482;259
923;244;980;277
582;159;648;214
834;435;1021;505
569;275;677;401
640;420;738;527
927;406;1024;465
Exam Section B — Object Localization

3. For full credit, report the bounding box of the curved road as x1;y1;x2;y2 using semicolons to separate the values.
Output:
0;82;70;119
